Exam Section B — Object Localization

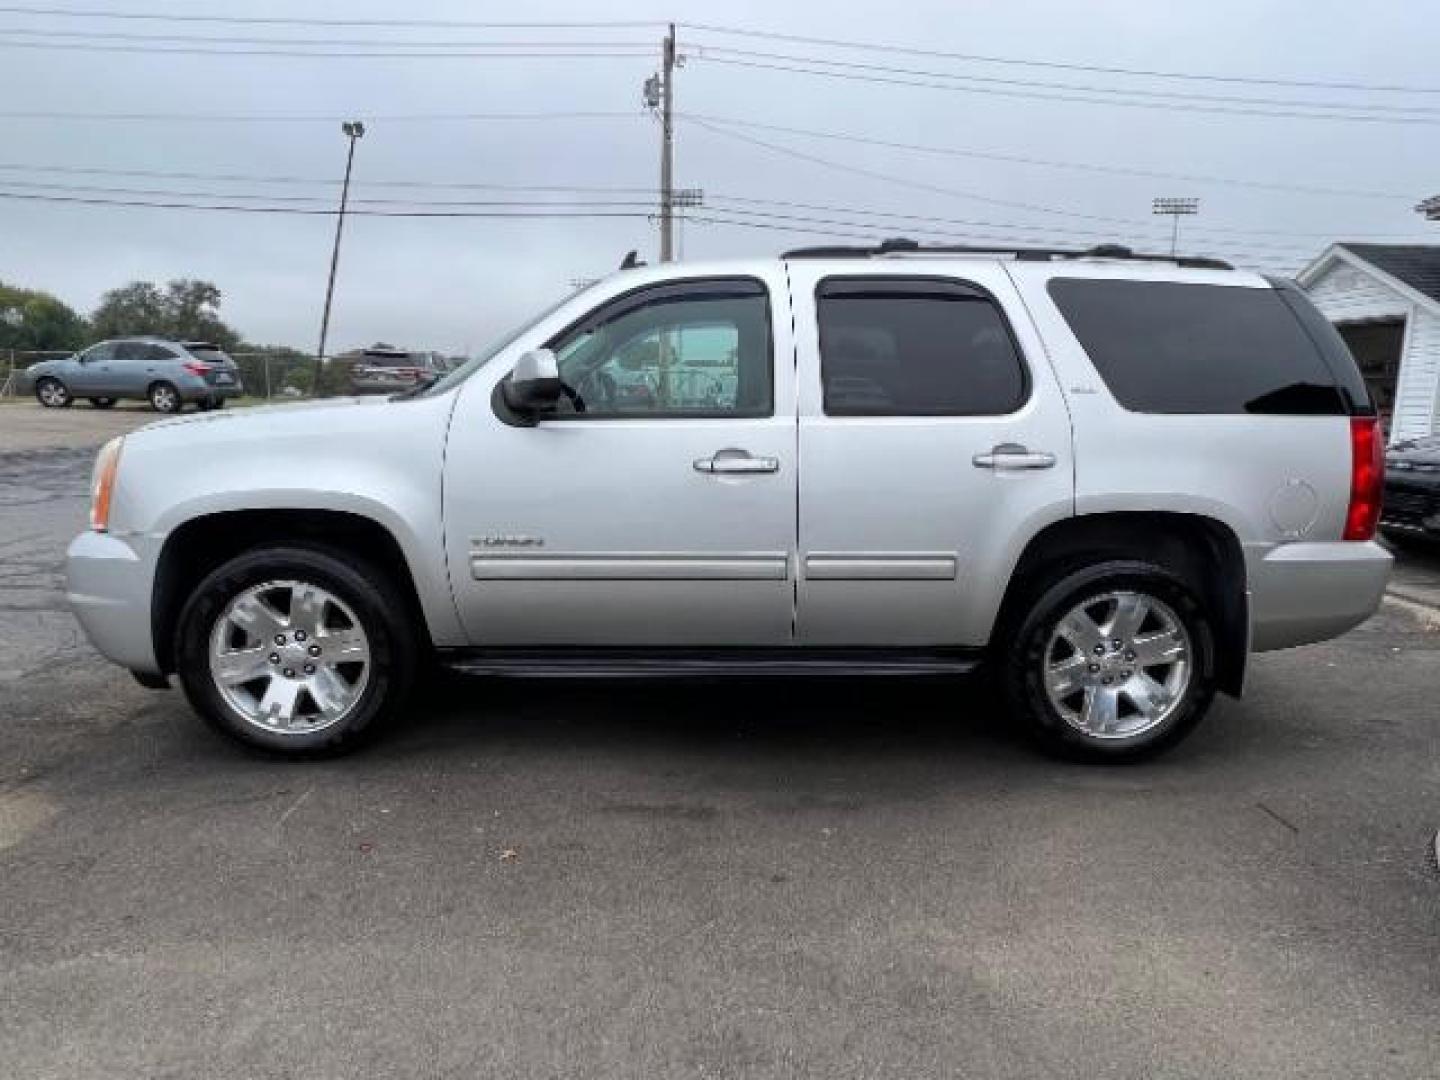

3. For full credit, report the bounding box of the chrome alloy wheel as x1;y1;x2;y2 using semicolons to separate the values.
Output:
1043;590;1191;740
208;580;371;735
37;379;68;406
150;384;178;412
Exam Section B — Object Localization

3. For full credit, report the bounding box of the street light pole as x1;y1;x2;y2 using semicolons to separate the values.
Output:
314;120;365;394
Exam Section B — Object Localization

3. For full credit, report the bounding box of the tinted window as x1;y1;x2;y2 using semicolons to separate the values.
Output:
1048;278;1354;415
547;279;771;418
817;277;1028;416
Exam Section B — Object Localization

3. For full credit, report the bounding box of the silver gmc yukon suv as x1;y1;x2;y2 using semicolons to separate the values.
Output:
66;241;1391;761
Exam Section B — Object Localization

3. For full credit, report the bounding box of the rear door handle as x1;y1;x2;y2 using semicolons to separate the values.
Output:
972;443;1057;470
694;449;780;475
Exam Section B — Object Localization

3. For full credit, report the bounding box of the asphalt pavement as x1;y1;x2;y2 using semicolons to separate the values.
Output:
1;420;1438;1079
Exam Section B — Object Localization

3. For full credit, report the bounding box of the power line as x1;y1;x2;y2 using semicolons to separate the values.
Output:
0;38;653;59
681;22;1440;95
0;108;640;123
0;190;658;217
694;55;1440;127
706;195;1322;255
0;170;1339;254
688;117;1422;242
0;177;659;208
0;5;660;29
686;113;1413;201
686;209;1305;269
0;183;1311;268
689;116;1154;229
0;160;659;193
0;27;654;48
698;203;1316;261
695;45;1440;116
0;160;1405;246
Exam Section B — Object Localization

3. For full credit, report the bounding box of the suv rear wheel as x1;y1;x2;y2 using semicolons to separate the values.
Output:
174;545;417;755
1001;560;1216;762
148;381;182;413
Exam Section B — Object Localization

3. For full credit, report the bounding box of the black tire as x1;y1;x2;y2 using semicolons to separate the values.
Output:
88;397;117;409
1000;559;1217;763
34;377;72;408
173;545;418;756
148;381;183;413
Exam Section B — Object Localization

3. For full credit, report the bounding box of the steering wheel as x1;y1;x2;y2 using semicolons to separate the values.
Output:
573;369;619;412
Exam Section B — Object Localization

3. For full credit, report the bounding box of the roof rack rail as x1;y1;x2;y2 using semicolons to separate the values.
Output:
780;237;1232;271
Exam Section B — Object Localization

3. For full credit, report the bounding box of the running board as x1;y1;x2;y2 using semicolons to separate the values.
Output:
440;647;983;680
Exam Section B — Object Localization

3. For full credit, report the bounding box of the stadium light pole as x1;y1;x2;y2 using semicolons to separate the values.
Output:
1152;196;1199;257
314;120;365;394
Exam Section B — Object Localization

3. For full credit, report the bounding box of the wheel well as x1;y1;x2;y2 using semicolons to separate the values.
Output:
151;509;431;673
996;512;1248;696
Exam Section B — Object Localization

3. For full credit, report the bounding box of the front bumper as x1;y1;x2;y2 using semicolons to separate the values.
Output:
1248;540;1392;651
66;530;163;674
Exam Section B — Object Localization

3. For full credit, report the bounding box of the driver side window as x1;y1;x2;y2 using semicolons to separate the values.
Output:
547;278;771;418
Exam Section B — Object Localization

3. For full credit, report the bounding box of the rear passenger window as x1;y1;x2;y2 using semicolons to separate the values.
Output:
817;277;1028;416
1048;278;1351;415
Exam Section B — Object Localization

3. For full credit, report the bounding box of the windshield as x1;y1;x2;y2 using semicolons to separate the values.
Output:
418;284;597;398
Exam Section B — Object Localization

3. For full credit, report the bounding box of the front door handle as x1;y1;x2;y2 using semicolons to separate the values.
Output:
972;443;1057;470
694;448;780;475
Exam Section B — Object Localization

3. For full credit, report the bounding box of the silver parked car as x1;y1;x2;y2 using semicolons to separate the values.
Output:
346;347;448;395
23;337;243;413
66;241;1390;761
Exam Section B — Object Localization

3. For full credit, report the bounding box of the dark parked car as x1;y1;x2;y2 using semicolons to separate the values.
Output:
20;337;243;413
346;348;447;395
1382;434;1440;544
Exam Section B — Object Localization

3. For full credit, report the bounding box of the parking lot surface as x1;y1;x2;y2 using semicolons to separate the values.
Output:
1;418;1438;1078
0;400;170;452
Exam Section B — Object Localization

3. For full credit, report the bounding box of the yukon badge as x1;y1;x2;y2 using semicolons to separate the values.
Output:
476;534;545;548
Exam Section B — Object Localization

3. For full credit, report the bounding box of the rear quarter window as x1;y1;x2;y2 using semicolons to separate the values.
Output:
1047;278;1359;415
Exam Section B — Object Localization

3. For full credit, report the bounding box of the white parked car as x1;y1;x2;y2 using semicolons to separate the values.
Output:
67;241;1390;760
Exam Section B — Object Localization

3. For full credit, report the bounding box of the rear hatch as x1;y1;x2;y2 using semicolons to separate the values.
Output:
351;349;432;387
183;342;243;389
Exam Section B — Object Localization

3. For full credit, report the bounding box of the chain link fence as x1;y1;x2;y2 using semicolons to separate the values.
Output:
1;349;358;402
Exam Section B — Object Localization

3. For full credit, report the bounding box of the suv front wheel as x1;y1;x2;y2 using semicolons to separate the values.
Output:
174;545;417;755
1001;560;1216;762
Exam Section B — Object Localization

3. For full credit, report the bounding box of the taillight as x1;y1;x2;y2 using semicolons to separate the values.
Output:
182;361;213;376
1343;416;1384;541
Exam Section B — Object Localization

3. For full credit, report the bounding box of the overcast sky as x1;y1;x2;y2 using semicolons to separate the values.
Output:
2;0;1437;354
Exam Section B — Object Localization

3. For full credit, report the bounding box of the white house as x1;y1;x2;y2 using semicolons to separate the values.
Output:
1298;244;1440;444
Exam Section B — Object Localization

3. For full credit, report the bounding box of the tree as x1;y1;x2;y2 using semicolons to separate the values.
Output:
89;278;240;349
0;281;88;352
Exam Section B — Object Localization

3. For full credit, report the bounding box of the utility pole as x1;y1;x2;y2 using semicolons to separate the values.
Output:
658;23;676;262
314;120;365;394
1152;196;1199;257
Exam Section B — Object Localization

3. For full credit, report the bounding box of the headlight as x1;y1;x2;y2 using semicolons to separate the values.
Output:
89;436;124;532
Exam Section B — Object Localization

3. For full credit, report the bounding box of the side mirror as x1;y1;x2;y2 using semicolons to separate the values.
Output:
501;348;563;417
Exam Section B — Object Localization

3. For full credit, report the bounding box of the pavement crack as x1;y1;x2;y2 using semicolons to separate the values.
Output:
1255;800;1300;835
